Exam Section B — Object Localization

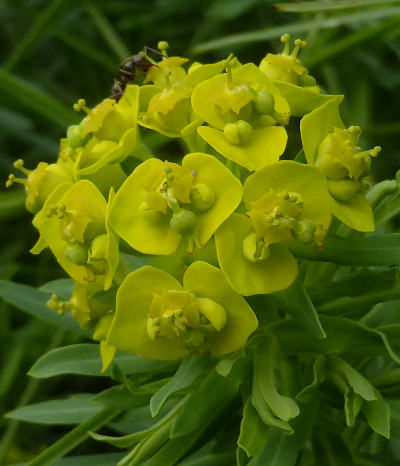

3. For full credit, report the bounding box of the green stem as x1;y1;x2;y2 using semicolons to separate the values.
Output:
29;407;119;466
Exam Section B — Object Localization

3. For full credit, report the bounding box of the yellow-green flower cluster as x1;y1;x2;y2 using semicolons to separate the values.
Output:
6;37;382;366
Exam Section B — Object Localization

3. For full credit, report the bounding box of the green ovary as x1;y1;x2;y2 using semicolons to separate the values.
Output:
140;163;216;235
146;289;227;353
316;126;381;202
244;189;321;262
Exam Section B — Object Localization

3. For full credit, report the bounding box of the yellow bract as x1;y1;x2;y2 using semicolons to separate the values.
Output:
107;262;258;360
301;99;378;231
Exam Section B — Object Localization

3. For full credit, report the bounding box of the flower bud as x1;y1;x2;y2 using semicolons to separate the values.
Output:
292;219;316;244
224;120;253;145
254;90;275;115
197;298;227;332
169;208;198;234
242;232;270;263
327;179;363;202
64;242;88;265
189;183;216;212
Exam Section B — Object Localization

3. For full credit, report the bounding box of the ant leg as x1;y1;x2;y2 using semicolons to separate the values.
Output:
119;69;134;78
143;46;163;57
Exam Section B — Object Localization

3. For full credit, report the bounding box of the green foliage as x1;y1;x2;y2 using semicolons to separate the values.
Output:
2;1;400;465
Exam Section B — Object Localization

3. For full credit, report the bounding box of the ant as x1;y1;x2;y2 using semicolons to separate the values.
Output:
110;46;161;101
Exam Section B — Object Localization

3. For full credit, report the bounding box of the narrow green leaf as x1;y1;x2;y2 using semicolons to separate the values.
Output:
252;336;300;423
109;405;154;434
0;70;79;127
5;0;68;71
274;277;326;339
248;428;298;466
171;364;245;438
178;451;236;466
29;344;174;378
39;278;74;301
374;189;400;226
13;454;126;466
150;355;206;417
304;17;400;68
363;390;391;438
317;286;400;316
6;395;102;425
238;399;269;457
343;391;363;427
269;315;400;364
28;408;118;466
296;354;326;402
52;454;126;465
0;280;82;333
191;6;400;53
308;269;398;305
249;401;318;466
94;385;151;411
289;233;400;266
274;0;400;13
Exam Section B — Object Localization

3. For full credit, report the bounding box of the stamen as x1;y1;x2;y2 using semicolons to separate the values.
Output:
280;34;291;55
5;174;27;188
73;98;91;114
13;159;31;176
225;54;235;88
291;39;307;59
157;41;169;57
348;126;361;135
370;146;381;157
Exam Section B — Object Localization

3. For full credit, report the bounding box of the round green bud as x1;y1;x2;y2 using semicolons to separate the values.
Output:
189;184;216;212
64;242;88;265
254;90;275;115
224;120;253;145
90;234;108;260
169;208;198;234
139;201;168;225
66;125;85;149
298;74;317;87
292;219;316;244
327;179;363;202
242;232;270;263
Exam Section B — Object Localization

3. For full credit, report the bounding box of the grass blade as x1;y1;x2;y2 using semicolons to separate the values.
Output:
56;30;117;72
191;5;400;53
0;69;79;127
4;0;69;72
84;1;130;60
274;0;400;13
28;407;119;466
304;17;400;67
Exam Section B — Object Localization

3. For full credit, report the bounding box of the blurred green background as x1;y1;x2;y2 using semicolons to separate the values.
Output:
0;0;399;463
